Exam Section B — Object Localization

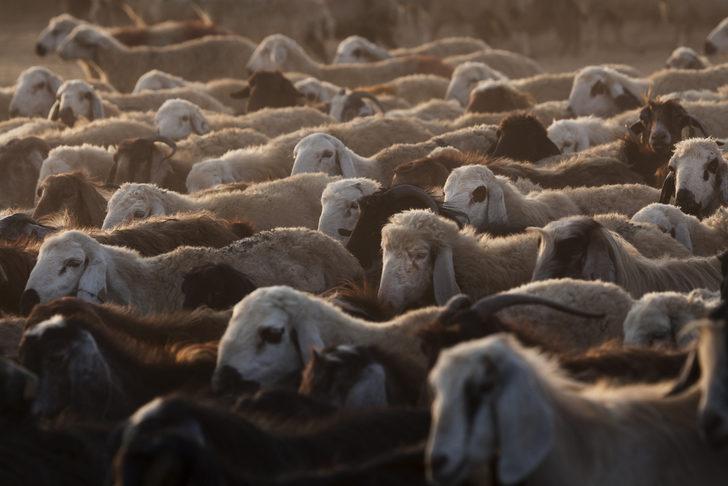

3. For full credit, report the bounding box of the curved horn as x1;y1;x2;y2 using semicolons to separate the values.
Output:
471;293;605;319
660;172;676;204
150;136;177;161
665;348;700;397
381;184;440;212
348;92;385;114
686;115;708;137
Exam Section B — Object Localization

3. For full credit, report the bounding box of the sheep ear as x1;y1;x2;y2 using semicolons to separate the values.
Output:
432;246;461;305
78;255;108;304
335;148;357;178
293;323;324;365
79;182;107;227
660;172;676;204
673;222;693;253
48;100;60;121
272;45;287;65
685;115;708;137
582;226;617;282
496;365;554;483
90;95;104;121
191;113;210;135
486;184;508;228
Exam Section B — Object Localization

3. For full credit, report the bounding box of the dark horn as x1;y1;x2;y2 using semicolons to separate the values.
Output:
150;136;177;161
382;184;440;212
659;172;676;204
471;293;605;319
349;92;385;114
665;348;700;396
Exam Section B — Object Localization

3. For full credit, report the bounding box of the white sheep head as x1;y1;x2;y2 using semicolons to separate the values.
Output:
215;286;325;388
49;80;104;127
24;230;109;305
446;62;507;107
443;165;507;231
705;17;728;55
546;118;592;154
102;183;168;229
35;13;85;57
666;47;707;70
294;77;340;103
318;178;381;244
664;138;728;219
57;25;120;61
333;35;391;64
630;203;696;252
246;34;309;74
8;66;63;118
133;70;188;93
378;210;461;313
155;99;211;140
427;334;554;486
292;133;356;177
568;66;647;117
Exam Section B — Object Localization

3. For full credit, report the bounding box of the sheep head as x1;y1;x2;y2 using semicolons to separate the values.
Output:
663;138;728;219
236;70;304;113
33;172;108;228
630;203;697;252
666;46;708;70
427;334;554;486
490;114;561;163
547;118;593;154
328;89;383;122
443;165;508;232
8;66;62;118
0;213;56;242
155;99;211;140
333;36;392;64
318;178;381;244
446;62;507;108
35;14;84;57
133;70;188;93
292;133;354;177
57;25;119;61
48;79;105;127
294;77;340;103
568;66;647;117
629;99;707;157
103;183;168;229
109;136;177;187
214;286;325;390
246;34;310;74
705;17;728;55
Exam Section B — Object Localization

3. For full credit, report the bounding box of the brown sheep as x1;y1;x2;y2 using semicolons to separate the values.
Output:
0;138;51;210
33;172;111;228
466;83;534;114
108;137;187;192
489;114;561;162
231;71;304;113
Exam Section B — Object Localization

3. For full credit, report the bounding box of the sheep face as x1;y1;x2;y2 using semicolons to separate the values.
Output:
705;17;728;55
547;119;590;154
0;213;56;241
318;178;380;244
155;99;211;141
0;137;49;209
697;320;728;447
568;67;642;117
35;14;83;56
133;70;188;93
18;315;114;418
333;36;391;64
8;67;62;118
215;287;319;389
103;184;167;229
630;100;702;157
292;133;343;176
23;232;106;307
630;203;695;252
57;25;115;61
378;228;434;312
666;47;707;70
246;35;298;73
443;166;506;231
446;62;506;107
622;293;700;348
428;335;554;486
49;80;104;127
294;77;339;103
667;139;728;219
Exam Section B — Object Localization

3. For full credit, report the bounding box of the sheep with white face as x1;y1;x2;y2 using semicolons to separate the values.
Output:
547;116;625;154
446;62;507;107
49;80;106;126
334;36;391;64
443;165;507;231
35;14;84;57
8;67;63;118
154;99;210;140
567;66;648;117
318;178;380;244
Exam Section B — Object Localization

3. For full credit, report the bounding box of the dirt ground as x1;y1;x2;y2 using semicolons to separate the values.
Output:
0;6;722;87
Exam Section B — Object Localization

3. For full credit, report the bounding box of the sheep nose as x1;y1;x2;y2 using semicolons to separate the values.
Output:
700;409;728;447
337;228;352;237
35;43;47;56
705;40;718;55
19;289;40;315
58;108;76;127
649;132;670;152
675;189;701;217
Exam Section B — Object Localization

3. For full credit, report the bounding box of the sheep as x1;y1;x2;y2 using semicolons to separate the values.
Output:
547;116;627;154
48;79;122;127
659;138;728;219
445;61;507;107
488;114;561;162
21;226;361;315
385;99;464;122
7;67;63;118
246;34;453;89
623;289;721;348
426;333;728;486
185;116;437;190
568;65;649;117
392;150;645;191
57;25;256;92
319;178;381;244
0;213;56;242
328;90;385;122
0;137;50;209
466;80;534;114
694;310;728;447
33;172;111;228
294;76;342;104
103;173;336;230
182;263;257;311
631;204;728;256
334;35;489;64
531;215;723;297
666;46;710;70
333;36;393;64
442;164;659;234
154;99;334;141
706;17;728;55
443;49;543;79
36;144;114;194
233;70;305;113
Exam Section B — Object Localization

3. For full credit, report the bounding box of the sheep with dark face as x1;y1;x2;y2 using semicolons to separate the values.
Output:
0;137;50;209
182;263;257;310
0;213;56;242
108;136;186;191
231;70;304;113
488;114;561;163
466;80;534;114
33;172;111;228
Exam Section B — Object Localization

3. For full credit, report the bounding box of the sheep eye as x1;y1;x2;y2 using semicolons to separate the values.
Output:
63;259;82;270
321;150;334;158
181;116;190;122
350;202;359;211
258;326;284;344
413;251;429;261
707;158;720;173
37;187;44;198
132;209;146;219
471;185;488;203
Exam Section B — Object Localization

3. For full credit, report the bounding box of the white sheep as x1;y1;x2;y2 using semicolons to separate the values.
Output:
386;99;465;121
294;77;342;103
568;65;649;117
445;61;508;107
632;203;728;256
36;144;114;196
546;116;627;154
102;173;337;230
7;67;63;118
48;80;123;127
24;229;362;314
57;25;256;92
334;35;488;64
333;36;392;64
442;165;659;233
666;46;710;70
318;178;381;244
0;117;155;148
443;49;543;79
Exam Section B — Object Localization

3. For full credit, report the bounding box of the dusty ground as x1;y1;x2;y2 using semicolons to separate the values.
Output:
0;6;721;87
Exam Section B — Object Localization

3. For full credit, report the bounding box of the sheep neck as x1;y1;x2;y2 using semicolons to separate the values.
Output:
158;190;202;214
500;181;567;231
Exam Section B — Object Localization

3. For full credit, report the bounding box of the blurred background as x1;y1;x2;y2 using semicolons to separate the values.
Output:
1;0;725;85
